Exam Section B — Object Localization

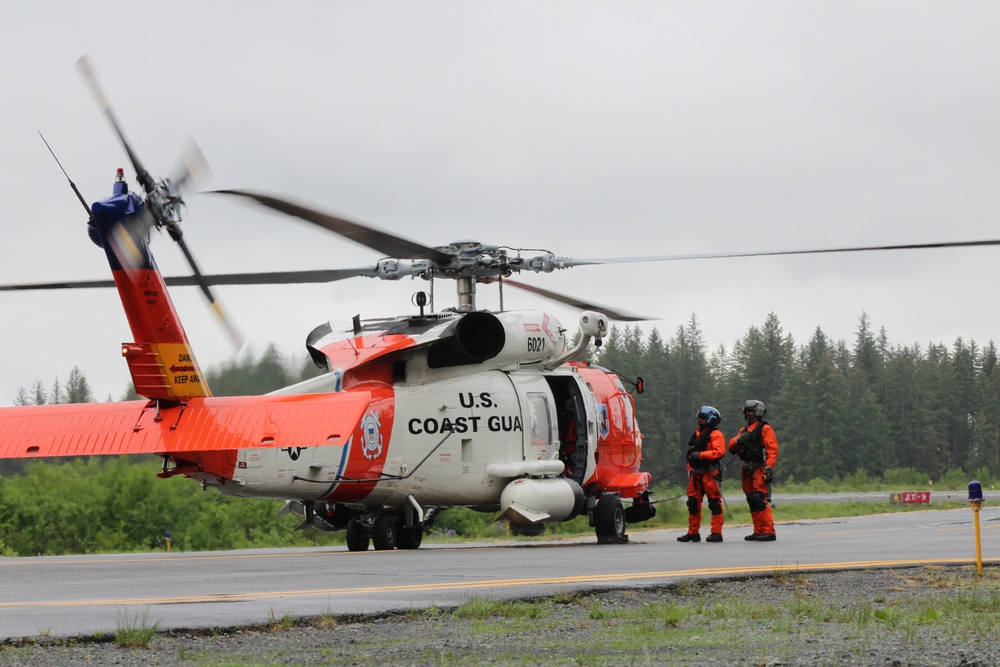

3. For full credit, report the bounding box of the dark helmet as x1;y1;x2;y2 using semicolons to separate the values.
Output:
697;405;721;427
742;399;766;420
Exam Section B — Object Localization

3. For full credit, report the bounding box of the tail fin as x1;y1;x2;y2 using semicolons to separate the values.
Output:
90;173;211;402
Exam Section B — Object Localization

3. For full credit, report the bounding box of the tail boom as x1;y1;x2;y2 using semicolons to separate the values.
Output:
91;179;211;401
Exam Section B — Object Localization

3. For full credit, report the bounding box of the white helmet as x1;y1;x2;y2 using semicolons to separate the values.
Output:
742;399;766;419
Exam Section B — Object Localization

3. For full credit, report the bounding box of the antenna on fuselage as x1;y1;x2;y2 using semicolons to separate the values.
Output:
412;291;428;317
39;132;92;218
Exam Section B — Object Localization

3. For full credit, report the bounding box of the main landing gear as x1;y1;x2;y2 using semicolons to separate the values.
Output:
592;493;628;544
345;510;424;552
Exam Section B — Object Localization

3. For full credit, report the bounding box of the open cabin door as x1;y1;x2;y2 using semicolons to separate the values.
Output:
545;374;593;485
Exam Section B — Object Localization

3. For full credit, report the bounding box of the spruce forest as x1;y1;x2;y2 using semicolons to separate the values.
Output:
599;312;1000;487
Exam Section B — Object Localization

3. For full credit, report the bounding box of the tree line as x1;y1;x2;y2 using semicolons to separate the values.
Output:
597;312;1000;488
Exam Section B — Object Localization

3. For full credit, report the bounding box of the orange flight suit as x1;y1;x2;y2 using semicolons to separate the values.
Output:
728;419;778;538
685;426;726;537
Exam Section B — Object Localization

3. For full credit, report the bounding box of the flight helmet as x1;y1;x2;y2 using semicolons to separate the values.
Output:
697;405;721;428
742;399;766;420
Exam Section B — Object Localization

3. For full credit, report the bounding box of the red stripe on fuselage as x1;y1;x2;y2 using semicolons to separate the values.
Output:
321;365;396;502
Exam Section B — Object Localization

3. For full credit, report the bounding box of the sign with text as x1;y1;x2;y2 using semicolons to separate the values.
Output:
890;491;930;504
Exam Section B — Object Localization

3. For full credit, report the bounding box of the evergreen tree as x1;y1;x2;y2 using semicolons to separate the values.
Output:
844;314;890;475
13;387;31;407
49;377;64;405
636;328;675;482
31;378;46;406
65;366;93;404
777;328;850;480
972;341;1000;473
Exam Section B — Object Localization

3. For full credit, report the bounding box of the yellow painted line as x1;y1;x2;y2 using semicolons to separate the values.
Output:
1;558;996;610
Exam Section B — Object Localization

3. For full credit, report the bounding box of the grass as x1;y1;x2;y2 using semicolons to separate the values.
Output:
468;567;994;652
266;608;296;631
113;607;159;648
7;565;998;665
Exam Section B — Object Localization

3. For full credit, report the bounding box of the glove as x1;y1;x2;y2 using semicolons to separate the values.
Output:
735;431;752;447
687;450;702;465
763;466;774;485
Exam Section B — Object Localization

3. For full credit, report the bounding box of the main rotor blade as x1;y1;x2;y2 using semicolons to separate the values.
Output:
501;279;648;322
555;238;1000;268
167;267;380;286
0;279;117;291
213;189;453;263
173;236;244;348
0;267;380;291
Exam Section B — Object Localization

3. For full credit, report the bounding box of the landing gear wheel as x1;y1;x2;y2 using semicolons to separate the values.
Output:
594;494;627;544
345;518;370;552
396;517;424;550
371;514;399;551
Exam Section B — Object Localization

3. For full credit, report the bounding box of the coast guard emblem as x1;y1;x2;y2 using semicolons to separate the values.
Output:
361;411;383;460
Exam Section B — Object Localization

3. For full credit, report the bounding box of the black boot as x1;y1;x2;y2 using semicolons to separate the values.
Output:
676;532;701;542
706;533;723;543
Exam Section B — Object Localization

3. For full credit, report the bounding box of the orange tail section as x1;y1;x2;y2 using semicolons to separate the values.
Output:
90;175;211;402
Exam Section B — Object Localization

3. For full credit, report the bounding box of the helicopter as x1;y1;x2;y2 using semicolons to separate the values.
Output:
0;57;660;549
4;57;1000;552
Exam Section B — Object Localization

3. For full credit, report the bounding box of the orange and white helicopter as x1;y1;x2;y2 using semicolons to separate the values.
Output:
0;59;661;550
4;59;1000;552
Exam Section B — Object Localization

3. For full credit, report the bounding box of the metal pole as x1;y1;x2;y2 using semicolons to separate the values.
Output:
972;500;983;576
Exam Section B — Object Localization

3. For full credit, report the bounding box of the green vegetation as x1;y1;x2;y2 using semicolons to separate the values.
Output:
0;457;350;556
0;458;983;557
113;608;159;648
370;567;998;665
266;609;296;632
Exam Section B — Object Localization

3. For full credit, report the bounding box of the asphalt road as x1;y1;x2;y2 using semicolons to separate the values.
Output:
1;504;997;641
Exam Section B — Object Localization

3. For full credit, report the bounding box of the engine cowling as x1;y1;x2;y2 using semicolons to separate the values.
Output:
427;311;567;370
496;477;586;525
487;311;566;368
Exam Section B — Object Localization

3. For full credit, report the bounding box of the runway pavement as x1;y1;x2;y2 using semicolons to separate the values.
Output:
1;504;997;640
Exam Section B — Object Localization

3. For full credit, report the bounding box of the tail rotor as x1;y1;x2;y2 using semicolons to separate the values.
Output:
76;55;242;349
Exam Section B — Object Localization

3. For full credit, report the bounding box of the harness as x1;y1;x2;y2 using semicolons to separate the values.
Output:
736;420;768;468
687;427;721;473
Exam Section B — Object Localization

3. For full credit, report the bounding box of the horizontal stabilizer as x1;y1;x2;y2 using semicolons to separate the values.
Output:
0;392;371;460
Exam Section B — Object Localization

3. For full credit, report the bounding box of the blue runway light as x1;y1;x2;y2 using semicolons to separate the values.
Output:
968;480;983;503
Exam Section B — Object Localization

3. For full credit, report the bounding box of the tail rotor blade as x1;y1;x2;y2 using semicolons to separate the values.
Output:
172;138;211;192
76;54;155;194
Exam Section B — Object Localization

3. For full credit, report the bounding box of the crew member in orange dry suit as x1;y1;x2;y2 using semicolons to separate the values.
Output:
677;406;726;543
728;399;778;541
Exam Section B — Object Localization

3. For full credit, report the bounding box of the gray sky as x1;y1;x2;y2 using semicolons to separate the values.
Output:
2;2;1000;406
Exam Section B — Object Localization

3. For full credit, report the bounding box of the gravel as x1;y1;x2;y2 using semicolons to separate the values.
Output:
2;565;997;666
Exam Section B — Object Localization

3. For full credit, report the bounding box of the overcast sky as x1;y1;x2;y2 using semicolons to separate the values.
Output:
2;2;1000;406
